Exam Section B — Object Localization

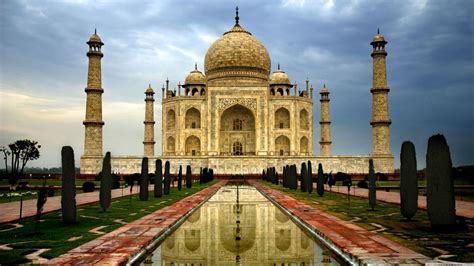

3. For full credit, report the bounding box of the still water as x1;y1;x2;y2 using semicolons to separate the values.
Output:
140;184;344;265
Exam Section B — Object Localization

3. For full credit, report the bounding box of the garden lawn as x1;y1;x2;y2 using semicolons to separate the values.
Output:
0;180;217;264
258;180;474;262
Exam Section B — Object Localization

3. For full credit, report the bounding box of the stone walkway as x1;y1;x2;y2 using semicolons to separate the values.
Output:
45;181;226;265
330;185;474;219
250;181;434;265
0;186;141;224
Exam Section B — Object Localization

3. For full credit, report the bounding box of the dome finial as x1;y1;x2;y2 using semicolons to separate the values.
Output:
195;63;197;70
377;28;380;34
235;6;239;25
95;28;97;35
277;63;280;70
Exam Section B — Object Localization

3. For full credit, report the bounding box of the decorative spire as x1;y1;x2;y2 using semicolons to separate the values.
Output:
277;63;280;70
94;28;97;35
377;28;380;34
195;63;197;70
324;83;326;88
235;6;239;25
149;83;151;88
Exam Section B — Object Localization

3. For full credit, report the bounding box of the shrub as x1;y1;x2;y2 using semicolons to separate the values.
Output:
177;165;182;191
164;161;171;195
112;174;120;189
426;134;455;228
368;159;376;210
335;172;350;182
186;165;192;189
316;163;324;196
82;182;95;192
155;159;163;197
301;163;307;192
100;152;112;212
61;146;76;224
357;180;368;189
376;172;388;181
140;157;149;201
400;141;418;221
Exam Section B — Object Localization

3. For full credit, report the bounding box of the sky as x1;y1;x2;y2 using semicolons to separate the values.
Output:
0;0;473;169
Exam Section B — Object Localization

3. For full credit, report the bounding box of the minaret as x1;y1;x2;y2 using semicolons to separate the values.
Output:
83;29;104;157
319;84;332;156
370;29;392;156
144;84;155;156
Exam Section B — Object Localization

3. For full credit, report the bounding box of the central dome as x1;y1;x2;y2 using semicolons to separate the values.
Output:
204;23;271;84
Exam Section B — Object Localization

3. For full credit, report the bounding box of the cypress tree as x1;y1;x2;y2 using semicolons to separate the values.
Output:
368;159;376;210
291;165;298;190
203;168;208;183
61;146;76;224
301;163;307;192
317;163;324;197
426;134;456;227
400;141;418;220
199;167;203;184
140;157;149;201
164;161;171;195
177;165;182;191
307;161;313;194
186;165;192;189
155;159;163;197
100;152;112;212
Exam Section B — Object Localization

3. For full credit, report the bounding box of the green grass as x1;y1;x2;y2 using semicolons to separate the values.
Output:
0;179;114;203
335;180;427;187
258;180;474;262
0;180;217;264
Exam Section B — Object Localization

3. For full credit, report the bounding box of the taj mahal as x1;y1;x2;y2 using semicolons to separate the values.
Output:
80;9;394;175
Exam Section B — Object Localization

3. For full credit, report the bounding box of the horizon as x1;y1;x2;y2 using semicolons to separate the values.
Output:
0;0;473;169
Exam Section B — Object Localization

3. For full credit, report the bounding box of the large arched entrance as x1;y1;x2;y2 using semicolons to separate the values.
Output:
219;105;256;155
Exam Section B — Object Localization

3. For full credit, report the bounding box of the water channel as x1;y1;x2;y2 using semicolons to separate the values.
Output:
139;183;346;265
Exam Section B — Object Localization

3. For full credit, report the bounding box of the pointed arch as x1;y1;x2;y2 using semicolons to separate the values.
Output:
275;135;290;156
185;107;201;129
167;136;175;154
275;107;290;129
167;109;176;130
185;135;200;156
300;109;309;130
300;136;309;155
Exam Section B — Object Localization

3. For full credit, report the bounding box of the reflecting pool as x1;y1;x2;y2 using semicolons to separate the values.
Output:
140;184;344;265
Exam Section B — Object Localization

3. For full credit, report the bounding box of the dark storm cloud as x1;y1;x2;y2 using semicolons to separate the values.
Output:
0;0;472;168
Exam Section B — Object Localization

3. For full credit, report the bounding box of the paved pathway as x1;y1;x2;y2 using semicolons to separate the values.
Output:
250;181;434;265
46;180;226;265
329;185;474;219
0;186;142;224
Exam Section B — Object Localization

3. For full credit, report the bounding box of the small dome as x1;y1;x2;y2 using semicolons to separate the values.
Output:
88;29;103;45
185;66;206;86
269;69;291;86
371;29;387;44
321;84;329;93
145;84;154;93
373;33;385;42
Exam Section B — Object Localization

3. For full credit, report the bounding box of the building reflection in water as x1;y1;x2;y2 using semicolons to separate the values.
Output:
142;185;341;265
